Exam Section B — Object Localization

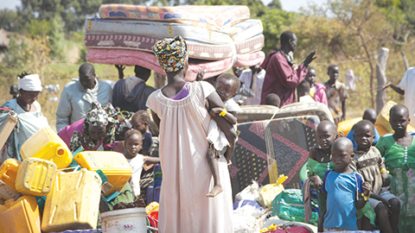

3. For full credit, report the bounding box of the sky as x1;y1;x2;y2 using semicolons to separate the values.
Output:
0;0;324;12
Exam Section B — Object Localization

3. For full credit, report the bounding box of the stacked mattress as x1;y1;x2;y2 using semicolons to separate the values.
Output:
84;4;265;81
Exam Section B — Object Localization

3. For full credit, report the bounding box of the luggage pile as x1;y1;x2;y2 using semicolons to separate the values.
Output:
0;127;147;233
84;4;265;81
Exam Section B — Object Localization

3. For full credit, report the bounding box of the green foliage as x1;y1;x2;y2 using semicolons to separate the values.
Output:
26;19;51;38
268;0;281;9
49;15;66;61
2;36;30;70
0;9;21;32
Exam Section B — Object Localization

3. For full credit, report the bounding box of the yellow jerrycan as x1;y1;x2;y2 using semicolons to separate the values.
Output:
15;158;57;196
20;127;72;169
0;158;20;192
74;151;132;196
42;168;102;232
0;196;41;233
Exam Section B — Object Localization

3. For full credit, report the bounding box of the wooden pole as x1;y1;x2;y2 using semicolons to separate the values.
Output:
401;51;409;71
376;48;389;114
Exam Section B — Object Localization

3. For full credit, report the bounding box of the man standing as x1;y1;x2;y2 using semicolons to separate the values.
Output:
112;65;156;112
260;31;316;107
384;67;415;128
238;65;266;105
56;63;112;133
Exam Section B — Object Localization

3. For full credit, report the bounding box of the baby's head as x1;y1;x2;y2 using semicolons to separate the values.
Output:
362;108;377;124
131;110;151;135
215;73;240;102
389;104;410;134
353;120;375;151
317;120;338;150
332;138;354;170
265;94;281;107
327;64;339;82
123;129;143;159
305;67;316;85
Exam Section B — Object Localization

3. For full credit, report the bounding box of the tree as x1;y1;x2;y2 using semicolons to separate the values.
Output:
268;0;281;9
49;15;66;61
0;9;21;32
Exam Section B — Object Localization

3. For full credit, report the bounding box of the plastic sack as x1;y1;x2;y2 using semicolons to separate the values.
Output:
232;205;263;233
235;180;260;202
259;175;287;208
233;200;262;210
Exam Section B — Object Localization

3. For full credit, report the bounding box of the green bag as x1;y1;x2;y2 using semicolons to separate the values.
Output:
271;189;319;226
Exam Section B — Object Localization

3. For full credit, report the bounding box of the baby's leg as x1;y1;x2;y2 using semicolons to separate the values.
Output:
224;128;237;163
375;203;393;233
206;145;223;197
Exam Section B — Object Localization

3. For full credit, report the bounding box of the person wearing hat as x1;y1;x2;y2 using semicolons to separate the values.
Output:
146;36;235;233
0;72;50;161
58;101;118;152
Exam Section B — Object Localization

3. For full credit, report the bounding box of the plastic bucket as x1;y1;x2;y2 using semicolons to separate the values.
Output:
100;208;147;233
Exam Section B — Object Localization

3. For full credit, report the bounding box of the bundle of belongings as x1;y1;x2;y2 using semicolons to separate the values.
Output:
84;4;265;80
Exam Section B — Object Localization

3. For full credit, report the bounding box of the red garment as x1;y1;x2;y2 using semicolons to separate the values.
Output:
260;50;308;107
313;82;328;106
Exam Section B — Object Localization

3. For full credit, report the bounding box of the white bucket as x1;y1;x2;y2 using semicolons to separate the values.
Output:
100;208;148;233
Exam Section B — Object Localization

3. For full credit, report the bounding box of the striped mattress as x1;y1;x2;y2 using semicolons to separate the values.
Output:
226;19;263;42
85;18;231;45
98;5;250;30
86;48;233;82
233;51;265;67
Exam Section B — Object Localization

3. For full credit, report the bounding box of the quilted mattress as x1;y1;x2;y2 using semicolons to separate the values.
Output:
86;48;233;82
84;33;234;60
85;18;231;45
98;5;250;30
226;19;263;42
233;51;265;67
235;34;264;54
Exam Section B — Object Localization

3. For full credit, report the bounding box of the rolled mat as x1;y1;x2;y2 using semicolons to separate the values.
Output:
98;5;250;30
233;51;265;67
84;18;231;45
86;48;233;82
226;19;263;42
84;33;234;60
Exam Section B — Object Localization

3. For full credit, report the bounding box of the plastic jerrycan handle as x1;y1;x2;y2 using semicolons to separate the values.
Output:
2;165;15;184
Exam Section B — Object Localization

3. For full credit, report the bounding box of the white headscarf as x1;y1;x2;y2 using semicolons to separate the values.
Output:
17;74;43;92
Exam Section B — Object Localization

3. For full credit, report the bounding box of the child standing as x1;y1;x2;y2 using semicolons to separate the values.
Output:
305;67;328;106
207;73;241;197
321;138;371;231
351;120;401;232
307;120;337;232
376;104;415;232
130;110;153;156
123;129;160;198
324;64;349;125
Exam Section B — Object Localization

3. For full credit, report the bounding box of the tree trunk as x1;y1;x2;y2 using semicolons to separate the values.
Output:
376;48;389;114
359;33;376;108
401;51;409;71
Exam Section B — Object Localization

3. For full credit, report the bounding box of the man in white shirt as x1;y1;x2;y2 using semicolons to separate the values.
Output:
238;65;266;105
384;67;415;128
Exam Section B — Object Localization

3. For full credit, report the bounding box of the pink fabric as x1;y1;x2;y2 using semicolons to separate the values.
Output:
313;82;328;106
86;48;233;82
58;118;85;148
260;50;308;107
58;118;111;151
233;51;265;67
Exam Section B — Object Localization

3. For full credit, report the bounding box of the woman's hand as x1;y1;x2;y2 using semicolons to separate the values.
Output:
309;175;323;190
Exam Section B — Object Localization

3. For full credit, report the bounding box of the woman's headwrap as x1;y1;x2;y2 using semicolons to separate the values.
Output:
81;101;117;148
17;74;43;92
153;36;188;73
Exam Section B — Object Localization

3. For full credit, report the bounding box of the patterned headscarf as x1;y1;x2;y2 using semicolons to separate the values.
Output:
70;101;118;151
153;36;188;73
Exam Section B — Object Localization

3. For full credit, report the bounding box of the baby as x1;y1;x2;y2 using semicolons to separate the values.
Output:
130;110;153;156
123;129;160;198
207;73;241;197
351;120;401;232
321;138;371;231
